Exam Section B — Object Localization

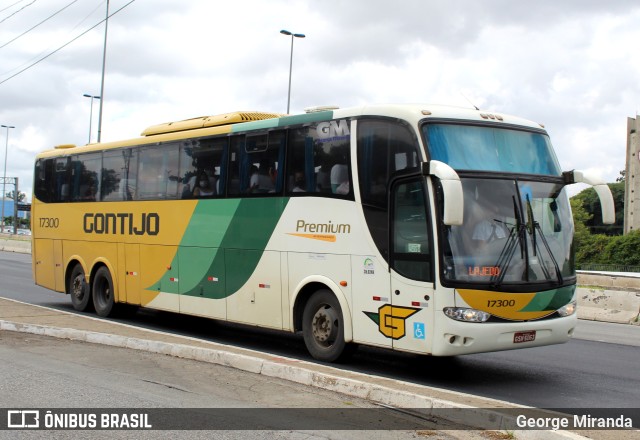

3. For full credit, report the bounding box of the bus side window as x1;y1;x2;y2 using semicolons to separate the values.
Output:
228;131;284;196
54;157;71;202
286;127;313;194
285;122;352;198
227;136;245;196
391;178;433;282
180;137;227;198
357;119;421;260
72;153;101;202
137;145;179;200
34;158;55;203
102;149;137;201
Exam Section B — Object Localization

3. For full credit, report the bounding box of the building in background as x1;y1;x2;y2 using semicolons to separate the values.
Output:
624;116;640;234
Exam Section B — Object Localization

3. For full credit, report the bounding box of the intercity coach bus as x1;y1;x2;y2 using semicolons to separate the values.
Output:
32;104;615;362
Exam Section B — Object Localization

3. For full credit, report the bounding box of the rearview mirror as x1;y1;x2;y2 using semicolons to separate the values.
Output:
423;160;463;226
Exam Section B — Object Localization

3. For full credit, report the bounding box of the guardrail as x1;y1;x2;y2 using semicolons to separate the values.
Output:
579;263;640;273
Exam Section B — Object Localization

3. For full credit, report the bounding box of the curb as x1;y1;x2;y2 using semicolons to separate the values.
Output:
0;319;586;439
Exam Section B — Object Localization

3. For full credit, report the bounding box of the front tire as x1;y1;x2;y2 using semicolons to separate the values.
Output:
92;266;115;317
302;289;350;362
69;264;92;312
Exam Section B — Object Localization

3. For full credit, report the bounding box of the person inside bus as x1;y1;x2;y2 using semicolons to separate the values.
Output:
192;172;215;197
471;201;509;243
292;171;306;192
249;159;275;193
330;163;349;194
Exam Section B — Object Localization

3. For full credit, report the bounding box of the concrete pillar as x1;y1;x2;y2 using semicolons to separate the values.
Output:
624;116;640;234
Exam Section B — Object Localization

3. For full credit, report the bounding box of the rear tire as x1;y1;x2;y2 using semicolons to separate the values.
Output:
92;266;115;317
69;264;92;312
302;289;351;362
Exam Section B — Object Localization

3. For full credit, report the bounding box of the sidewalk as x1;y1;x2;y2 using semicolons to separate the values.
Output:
0;296;605;439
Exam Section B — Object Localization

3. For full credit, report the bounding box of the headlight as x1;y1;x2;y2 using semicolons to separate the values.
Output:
444;307;491;322
557;301;577;317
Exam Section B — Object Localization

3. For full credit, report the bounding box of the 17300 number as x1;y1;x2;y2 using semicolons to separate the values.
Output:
39;217;59;228
487;299;516;307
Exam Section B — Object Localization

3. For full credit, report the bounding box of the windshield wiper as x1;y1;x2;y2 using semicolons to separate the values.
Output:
490;196;527;288
525;195;563;284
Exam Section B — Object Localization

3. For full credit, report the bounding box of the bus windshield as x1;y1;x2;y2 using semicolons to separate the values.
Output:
424;123;562;176
440;177;575;289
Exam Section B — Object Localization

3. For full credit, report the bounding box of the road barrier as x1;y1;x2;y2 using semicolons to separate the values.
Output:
0;237;31;254
577;272;640;324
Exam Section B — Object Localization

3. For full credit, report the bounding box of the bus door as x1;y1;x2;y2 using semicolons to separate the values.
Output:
53;240;64;292
389;177;435;354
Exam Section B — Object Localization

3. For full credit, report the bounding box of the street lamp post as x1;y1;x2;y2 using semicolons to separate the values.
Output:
97;0;110;143
83;94;101;144
0;124;14;234
280;29;305;114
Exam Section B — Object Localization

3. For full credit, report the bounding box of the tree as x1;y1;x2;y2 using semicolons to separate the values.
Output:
5;190;26;202
570;197;609;268
602;231;640;266
571;182;624;235
570;197;591;246
570;179;640;269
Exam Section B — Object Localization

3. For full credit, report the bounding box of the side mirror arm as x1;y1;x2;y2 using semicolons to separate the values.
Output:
563;170;616;224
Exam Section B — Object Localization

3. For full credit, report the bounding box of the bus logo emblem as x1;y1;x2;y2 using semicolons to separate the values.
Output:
364;304;420;340
363;258;374;275
316;120;350;141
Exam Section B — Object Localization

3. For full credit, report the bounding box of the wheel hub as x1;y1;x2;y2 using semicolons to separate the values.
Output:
311;305;338;344
72;276;84;299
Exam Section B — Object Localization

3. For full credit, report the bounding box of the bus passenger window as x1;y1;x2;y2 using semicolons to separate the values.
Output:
179;137;226;198
285;122;352;197
228;131;284;196
72;153;101;202
102;149;137;201
54;157;71;202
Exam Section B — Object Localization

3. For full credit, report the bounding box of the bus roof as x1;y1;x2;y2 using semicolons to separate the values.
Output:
38;104;546;159
140;111;284;136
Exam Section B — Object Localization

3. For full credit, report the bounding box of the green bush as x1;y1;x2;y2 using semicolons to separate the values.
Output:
602;231;640;266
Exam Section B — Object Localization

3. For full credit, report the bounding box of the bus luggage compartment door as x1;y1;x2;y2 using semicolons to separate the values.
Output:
34;239;56;291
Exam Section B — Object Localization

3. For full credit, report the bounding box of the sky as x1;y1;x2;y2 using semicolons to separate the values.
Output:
1;0;639;202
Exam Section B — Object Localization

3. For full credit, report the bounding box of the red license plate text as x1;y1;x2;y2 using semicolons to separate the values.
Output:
514;330;536;343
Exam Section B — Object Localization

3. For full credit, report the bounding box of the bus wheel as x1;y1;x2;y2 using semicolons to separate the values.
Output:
302;289;348;362
92;266;115;317
69;264;92;312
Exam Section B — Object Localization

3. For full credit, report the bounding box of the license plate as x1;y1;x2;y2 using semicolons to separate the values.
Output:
514;330;536;343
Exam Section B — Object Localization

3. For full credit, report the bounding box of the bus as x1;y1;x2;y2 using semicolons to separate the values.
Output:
32;104;615;362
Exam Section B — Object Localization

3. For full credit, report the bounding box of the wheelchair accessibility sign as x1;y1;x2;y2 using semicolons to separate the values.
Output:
413;322;425;340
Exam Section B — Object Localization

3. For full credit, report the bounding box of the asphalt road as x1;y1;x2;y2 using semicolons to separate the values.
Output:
2;251;639;411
